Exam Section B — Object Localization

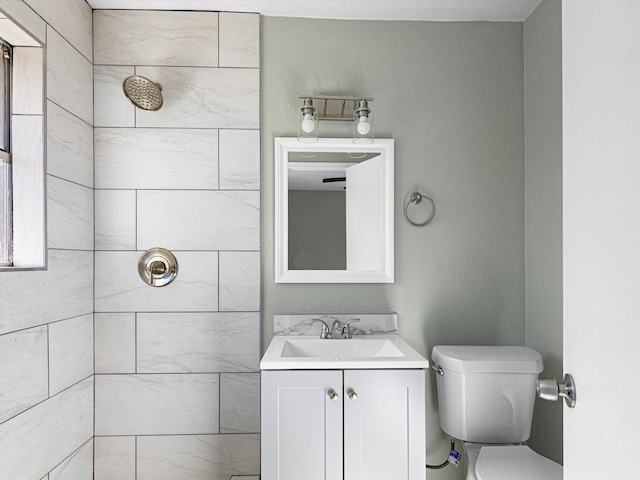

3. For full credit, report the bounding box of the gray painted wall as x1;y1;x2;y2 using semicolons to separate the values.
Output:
261;17;525;478
524;0;564;464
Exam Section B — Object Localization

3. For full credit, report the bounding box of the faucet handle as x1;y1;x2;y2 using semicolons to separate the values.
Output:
311;318;330;339
342;318;360;339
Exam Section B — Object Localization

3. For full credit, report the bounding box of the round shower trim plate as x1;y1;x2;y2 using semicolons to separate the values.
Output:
138;248;178;287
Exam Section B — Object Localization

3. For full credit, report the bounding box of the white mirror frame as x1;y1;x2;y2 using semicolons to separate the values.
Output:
275;137;394;283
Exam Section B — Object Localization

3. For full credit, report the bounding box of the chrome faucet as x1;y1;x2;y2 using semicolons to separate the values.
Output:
311;318;330;339
311;317;360;339
330;319;344;339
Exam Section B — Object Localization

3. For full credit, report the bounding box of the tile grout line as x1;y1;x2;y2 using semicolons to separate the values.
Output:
216;1;222;355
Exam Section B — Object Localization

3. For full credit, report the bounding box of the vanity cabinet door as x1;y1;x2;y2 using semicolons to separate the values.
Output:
343;369;426;480
261;370;343;480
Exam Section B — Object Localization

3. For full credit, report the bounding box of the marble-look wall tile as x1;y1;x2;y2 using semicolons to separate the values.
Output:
95;190;136;251
11;114;45;266
47;26;92;125
94;10;218;67
95;251;218;312
220;373;260;433
95;313;136;374
136;66;259;129
88;12;261;479
0;0;46;44
137;191;259;251
13;46;43;114
47;101;93;188
219;129;260;190
49;439;93;480
0;5;95;479
219;251;260;311
137;434;260;480
137;312;260;373
94;65;135;127
47;176;94;251
219;13;260;68
95;128;218;189
0;326;48;423
0;250;93;335
95;374;219;435
0;377;93;479
48;314;93;396
24;0;92;61
0;16;40;46
94;436;135;480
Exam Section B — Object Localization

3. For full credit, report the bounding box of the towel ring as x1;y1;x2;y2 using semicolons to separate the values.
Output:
404;192;436;227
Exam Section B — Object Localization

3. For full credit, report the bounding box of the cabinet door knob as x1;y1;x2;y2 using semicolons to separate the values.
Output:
329;391;339;401
348;390;358;401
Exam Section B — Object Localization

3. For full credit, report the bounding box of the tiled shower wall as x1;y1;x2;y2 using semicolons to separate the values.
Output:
92;10;261;479
0;0;94;479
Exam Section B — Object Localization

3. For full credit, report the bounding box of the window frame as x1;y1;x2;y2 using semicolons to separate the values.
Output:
0;8;46;272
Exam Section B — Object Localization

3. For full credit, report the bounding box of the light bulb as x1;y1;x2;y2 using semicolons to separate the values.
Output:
356;116;370;135
301;113;316;133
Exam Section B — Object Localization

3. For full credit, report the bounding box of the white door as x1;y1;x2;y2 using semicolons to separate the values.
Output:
562;2;640;478
343;370;425;480
261;370;343;480
345;155;385;270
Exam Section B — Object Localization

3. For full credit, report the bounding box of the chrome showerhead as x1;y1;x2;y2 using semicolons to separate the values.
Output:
122;75;163;111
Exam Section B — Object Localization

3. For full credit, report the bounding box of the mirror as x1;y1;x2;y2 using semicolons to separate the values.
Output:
275;138;394;283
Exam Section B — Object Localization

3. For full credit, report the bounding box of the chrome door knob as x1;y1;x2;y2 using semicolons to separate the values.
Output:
329;392;339;401
537;373;577;408
348;390;358;401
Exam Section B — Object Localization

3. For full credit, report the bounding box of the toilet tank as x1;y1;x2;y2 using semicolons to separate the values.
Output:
431;345;543;444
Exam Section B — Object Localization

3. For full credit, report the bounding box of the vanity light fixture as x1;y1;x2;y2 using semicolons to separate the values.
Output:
298;97;319;143
298;95;374;144
353;99;373;144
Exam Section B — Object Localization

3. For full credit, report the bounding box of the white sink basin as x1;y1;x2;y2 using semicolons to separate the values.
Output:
260;335;429;370
281;338;405;358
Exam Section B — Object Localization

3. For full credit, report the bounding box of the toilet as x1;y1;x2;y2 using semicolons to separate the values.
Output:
431;345;562;480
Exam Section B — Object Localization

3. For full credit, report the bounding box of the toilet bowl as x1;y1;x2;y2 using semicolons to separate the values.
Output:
464;443;561;480
431;345;562;480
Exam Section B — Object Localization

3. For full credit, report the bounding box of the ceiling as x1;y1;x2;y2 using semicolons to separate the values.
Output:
85;0;543;22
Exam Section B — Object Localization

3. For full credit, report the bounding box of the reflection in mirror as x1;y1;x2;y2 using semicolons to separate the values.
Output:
275;138;394;283
288;153;380;270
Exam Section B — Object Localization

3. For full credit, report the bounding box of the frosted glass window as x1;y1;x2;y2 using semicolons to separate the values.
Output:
0;39;11;266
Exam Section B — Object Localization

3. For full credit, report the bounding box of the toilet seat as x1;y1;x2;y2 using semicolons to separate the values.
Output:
475;445;562;480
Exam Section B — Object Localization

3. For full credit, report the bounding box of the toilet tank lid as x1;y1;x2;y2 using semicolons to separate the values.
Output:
432;345;543;374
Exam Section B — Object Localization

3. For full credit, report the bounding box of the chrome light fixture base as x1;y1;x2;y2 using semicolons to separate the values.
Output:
298;95;374;143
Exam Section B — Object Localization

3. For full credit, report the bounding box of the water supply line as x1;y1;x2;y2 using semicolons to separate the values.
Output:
426;437;459;470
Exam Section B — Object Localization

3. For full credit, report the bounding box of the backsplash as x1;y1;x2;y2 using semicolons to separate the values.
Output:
274;313;398;336
92;10;260;480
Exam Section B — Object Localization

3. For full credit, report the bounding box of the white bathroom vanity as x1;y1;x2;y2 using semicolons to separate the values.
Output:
260;314;428;480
